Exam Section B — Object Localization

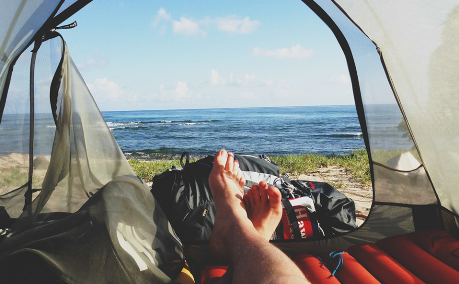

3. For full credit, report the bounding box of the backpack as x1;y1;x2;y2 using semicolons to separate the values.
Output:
151;154;215;243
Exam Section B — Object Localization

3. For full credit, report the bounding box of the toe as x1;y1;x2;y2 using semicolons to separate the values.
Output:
250;184;261;203
259;183;269;204
234;165;241;181
214;150;228;167
239;175;246;189
233;159;240;173
245;190;255;208
267;186;282;209
225;152;234;172
243;193;250;209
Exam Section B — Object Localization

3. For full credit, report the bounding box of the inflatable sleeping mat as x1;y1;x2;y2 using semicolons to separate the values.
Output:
199;230;459;284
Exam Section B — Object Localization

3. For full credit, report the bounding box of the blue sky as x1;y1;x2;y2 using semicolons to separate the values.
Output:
61;0;353;111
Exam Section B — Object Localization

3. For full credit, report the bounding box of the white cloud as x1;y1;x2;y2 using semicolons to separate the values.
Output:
330;74;351;84
175;81;189;98
87;77;123;101
253;44;314;59
216;16;260;34
152;8;172;34
173;17;206;36
159;81;191;101
152;11;259;36
152;8;171;27
210;69;226;86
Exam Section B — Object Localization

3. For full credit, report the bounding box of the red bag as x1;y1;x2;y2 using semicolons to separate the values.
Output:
276;196;322;240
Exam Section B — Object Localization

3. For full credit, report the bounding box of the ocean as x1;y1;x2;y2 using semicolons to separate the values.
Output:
102;105;366;160
1;105;415;160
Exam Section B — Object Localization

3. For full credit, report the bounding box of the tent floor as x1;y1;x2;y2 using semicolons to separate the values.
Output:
198;230;459;284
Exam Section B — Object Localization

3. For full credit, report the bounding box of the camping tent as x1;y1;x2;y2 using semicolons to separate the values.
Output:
0;0;458;283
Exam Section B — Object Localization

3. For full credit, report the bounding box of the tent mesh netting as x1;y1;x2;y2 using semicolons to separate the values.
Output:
1;2;184;283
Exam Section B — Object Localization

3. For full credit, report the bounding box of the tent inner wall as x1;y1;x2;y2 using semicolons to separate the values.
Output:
1;29;185;283
0;38;61;218
17;36;135;228
330;0;459;216
1;2;187;283
0;33;136;229
0;48;31;218
297;0;452;242
311;0;438;205
0;1;62;117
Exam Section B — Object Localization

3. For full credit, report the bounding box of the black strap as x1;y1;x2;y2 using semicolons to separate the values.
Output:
48;0;92;29
275;220;284;240
49;32;65;126
282;198;302;239
24;40;40;213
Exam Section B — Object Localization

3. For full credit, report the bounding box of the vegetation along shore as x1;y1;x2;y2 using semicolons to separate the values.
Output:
129;149;371;187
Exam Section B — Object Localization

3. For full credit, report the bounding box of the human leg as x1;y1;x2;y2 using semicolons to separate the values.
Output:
208;150;309;284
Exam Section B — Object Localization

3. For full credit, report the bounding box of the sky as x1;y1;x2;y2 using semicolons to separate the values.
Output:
61;0;353;111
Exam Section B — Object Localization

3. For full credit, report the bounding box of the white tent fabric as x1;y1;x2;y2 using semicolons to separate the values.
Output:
332;0;459;216
386;152;421;171
0;1;61;107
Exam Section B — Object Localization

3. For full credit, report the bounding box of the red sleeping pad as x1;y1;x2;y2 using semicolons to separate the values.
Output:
201;265;229;284
318;251;380;284
200;230;459;284
376;230;459;284
407;229;459;271
292;254;341;284
348;243;424;284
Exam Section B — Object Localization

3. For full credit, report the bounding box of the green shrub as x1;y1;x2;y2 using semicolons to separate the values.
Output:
129;149;371;186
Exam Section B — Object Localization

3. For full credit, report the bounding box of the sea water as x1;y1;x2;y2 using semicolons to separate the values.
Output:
102;105;366;159
1;105;415;160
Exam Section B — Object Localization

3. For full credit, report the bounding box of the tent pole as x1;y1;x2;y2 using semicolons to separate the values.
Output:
23;41;41;213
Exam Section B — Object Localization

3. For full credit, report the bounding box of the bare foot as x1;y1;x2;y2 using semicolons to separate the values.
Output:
243;181;282;240
209;150;248;259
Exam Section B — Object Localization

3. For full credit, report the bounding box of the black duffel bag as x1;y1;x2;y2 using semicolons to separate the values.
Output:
290;180;357;237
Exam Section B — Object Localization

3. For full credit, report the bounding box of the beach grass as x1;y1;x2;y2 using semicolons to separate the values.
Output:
0;166;28;189
270;149;370;185
128;159;195;182
129;149;371;186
